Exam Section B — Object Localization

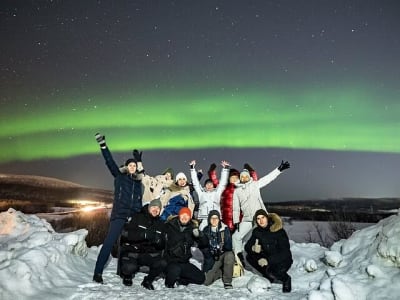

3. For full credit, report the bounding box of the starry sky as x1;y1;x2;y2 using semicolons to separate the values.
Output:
1;0;400;202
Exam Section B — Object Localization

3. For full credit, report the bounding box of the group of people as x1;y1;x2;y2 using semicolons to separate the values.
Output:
92;133;293;293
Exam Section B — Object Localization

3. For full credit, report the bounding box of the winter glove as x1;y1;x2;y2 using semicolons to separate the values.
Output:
278;160;290;172
192;228;200;238
208;163;217;173
132;149;143;162
258;258;268;267
243;163;254;172
252;238;262;253
95;133;106;148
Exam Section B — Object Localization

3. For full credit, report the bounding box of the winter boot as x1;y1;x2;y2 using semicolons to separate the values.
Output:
122;277;133;286
282;275;291;293
237;252;246;268
93;273;103;284
224;283;233;289
141;276;155;290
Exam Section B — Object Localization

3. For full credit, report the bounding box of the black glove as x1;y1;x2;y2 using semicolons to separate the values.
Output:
208;163;217;173
278;160;290;171
121;229;129;238
95;133;106;148
234;223;240;232
192;228;200;237
132;149;143;162
244;163;254;172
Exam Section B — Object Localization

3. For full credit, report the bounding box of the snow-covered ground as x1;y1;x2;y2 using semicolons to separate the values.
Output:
0;208;399;300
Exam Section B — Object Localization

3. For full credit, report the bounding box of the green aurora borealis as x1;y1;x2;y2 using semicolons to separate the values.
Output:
1;84;399;164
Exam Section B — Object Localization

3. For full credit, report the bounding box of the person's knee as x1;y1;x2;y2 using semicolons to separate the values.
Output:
120;258;138;276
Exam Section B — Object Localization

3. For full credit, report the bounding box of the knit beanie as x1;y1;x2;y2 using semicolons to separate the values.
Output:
125;158;137;166
207;210;220;224
163;167;174;178
178;207;192;218
229;168;240;177
240;169;250;179
253;209;268;224
149;198;162;210
175;172;187;182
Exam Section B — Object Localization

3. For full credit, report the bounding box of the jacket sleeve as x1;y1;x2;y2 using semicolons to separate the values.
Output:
190;168;203;196
100;147;121;177
125;219;146;242
216;167;229;195
232;191;240;224
257;168;281;189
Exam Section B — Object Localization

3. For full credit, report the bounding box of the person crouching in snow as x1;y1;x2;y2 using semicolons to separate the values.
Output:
189;159;230;230
245;209;293;293
202;210;235;289
160;172;195;221
163;207;208;288
118;199;167;289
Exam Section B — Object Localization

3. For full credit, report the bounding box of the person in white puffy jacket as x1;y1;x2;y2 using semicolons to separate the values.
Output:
232;160;290;266
189;159;230;230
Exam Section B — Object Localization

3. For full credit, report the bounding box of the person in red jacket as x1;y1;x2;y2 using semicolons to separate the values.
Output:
208;163;257;232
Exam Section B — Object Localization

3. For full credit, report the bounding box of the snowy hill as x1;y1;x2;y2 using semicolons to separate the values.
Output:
0;208;399;300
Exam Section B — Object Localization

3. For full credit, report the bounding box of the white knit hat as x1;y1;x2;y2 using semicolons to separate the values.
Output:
175;172;187;182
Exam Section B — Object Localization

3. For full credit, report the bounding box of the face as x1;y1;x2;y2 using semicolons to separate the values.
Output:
209;215;220;227
240;174;250;183
127;162;137;174
148;205;161;217
177;177;187;187
179;213;191;225
164;172;172;180
256;215;268;228
205;182;214;191
229;175;239;184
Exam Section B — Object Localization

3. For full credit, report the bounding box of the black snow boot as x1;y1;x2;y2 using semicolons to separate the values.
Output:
282;275;291;293
93;273;103;284
141;276;155;290
123;277;133;286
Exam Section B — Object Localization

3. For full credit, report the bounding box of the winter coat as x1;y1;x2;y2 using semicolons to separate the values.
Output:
101;147;143;220
141;174;173;203
190;167;229;221
121;205;165;254
233;168;281;224
244;213;293;269
160;183;195;220
202;218;233;272
164;217;208;263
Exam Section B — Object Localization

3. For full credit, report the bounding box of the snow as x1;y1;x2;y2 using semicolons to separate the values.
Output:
1;208;400;300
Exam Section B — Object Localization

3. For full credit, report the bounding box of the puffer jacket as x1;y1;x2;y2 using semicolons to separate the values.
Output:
233;168;281;223
190;167;229;220
245;213;293;268
164;217;208;263
101;147;143;220
121;205;165;254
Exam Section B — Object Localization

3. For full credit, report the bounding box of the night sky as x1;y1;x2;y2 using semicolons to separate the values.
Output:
1;0;400;202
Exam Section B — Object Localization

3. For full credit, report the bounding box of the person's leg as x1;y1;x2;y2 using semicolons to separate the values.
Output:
232;221;253;266
268;263;292;292
165;262;182;288
93;218;126;282
204;259;223;286
138;254;167;289
120;256;139;286
221;251;234;287
245;253;267;275
179;263;205;285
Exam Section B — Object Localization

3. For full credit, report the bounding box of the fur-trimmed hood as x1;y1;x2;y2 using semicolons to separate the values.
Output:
253;210;283;233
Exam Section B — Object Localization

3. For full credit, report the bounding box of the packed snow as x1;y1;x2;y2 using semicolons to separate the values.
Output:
0;208;399;300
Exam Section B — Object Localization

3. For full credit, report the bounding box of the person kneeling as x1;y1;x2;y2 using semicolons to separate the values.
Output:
244;209;293;293
118;199;167;289
202;210;235;289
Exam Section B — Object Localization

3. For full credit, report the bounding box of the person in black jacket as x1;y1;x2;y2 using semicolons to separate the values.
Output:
245;209;293;293
164;207;208;288
93;133;144;284
118;198;167;289
202;210;235;289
